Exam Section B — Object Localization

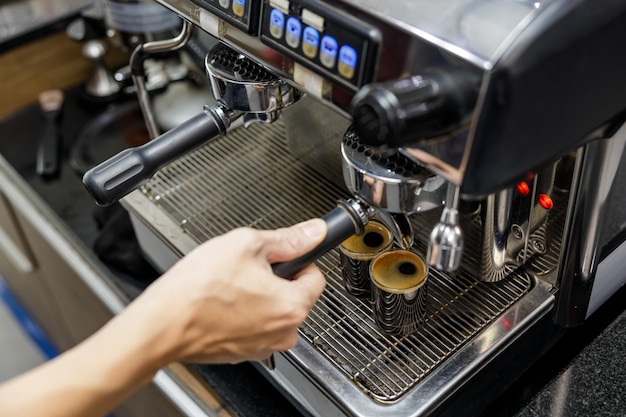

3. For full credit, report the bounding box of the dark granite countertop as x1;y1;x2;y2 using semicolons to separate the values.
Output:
513;303;626;417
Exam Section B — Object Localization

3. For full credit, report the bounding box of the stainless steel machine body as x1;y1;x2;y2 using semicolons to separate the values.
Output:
117;0;626;416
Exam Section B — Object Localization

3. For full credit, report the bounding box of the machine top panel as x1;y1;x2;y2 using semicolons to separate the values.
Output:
337;0;552;67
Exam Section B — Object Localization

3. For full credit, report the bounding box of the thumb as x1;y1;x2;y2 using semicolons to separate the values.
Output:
262;218;327;264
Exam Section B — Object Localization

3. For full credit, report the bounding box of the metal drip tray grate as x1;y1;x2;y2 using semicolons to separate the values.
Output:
141;121;533;403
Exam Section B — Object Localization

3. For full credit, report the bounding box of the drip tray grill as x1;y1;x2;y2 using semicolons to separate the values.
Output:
141;121;532;402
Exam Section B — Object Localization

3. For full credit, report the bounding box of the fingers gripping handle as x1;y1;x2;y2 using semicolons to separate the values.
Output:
83;108;228;206
272;199;370;279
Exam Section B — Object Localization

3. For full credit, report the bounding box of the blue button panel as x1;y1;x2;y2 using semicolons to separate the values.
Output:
302;26;320;59
269;8;285;38
320;35;338;69
260;0;379;90
286;17;302;48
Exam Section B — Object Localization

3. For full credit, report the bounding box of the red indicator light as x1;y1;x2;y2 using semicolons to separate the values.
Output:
525;172;535;181
516;181;530;196
538;194;553;209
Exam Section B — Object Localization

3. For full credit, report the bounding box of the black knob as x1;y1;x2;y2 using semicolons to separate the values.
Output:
351;67;481;148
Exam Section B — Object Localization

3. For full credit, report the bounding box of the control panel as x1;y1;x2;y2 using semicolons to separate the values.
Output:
191;0;262;34
260;0;380;91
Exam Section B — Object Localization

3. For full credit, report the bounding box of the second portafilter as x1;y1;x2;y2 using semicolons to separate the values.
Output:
83;43;300;207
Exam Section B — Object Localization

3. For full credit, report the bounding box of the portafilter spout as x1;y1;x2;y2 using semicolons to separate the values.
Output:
83;43;300;207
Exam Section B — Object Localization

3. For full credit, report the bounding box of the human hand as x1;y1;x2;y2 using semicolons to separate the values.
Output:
127;218;328;365
0;219;327;417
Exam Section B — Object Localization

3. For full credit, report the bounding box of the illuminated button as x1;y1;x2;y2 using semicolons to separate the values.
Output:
233;0;245;17
516;181;530;196
538;194;553;209
338;45;358;79
320;35;338;68
285;17;302;48
269;8;285;38
302;26;319;59
218;0;230;8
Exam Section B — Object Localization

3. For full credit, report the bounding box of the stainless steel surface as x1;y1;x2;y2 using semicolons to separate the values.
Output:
338;0;549;66
206;44;300;114
132;19;194;139
556;121;626;325
376;212;414;251
428;184;464;272
128;120;554;415
341;128;447;214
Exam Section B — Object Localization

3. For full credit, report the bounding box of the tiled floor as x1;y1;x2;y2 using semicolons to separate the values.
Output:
0;277;47;384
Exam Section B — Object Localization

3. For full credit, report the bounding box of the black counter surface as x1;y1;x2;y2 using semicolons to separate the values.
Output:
1;76;626;417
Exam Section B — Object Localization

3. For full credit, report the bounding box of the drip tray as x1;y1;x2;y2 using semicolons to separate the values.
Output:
129;120;545;409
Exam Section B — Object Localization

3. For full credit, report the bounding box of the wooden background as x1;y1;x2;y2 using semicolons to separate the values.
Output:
0;30;129;119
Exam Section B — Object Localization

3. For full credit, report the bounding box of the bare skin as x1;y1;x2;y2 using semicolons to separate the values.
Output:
0;218;328;417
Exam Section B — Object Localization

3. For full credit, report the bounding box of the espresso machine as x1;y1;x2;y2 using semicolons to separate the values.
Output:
82;0;626;415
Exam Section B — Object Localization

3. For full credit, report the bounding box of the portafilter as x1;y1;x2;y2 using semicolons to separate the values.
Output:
83;43;300;208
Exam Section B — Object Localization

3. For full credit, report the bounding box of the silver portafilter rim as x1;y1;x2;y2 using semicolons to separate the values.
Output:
83;43;300;207
341;125;447;214
206;43;300;115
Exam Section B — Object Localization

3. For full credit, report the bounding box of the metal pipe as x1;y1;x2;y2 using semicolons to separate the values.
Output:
130;19;194;139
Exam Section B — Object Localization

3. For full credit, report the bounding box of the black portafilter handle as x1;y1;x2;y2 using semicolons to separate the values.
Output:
36;107;62;181
83;106;230;207
350;67;482;148
271;199;370;279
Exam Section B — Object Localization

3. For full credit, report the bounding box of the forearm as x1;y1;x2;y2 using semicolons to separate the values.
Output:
0;219;327;416
0;303;172;417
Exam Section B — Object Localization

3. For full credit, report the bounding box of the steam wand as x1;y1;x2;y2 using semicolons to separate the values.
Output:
427;183;464;272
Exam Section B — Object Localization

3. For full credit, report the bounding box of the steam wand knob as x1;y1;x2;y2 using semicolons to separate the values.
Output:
428;184;464;272
350;67;481;148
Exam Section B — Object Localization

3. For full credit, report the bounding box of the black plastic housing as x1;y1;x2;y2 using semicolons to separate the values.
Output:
463;0;626;196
